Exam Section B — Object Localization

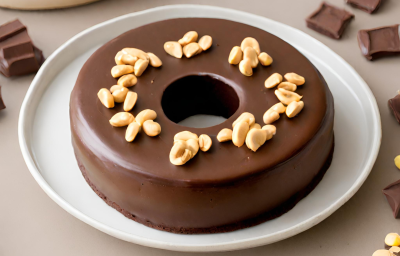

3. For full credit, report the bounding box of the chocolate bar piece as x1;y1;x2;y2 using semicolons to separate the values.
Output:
0;19;44;77
0;86;5;111
345;0;383;14
306;2;354;39
389;92;400;124
383;179;400;219
357;24;400;60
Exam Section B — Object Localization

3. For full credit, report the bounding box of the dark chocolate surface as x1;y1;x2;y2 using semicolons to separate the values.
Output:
357;24;400;60
383;179;400;219
306;2;354;39
345;0;383;13
0;86;5;110
389;92;400;124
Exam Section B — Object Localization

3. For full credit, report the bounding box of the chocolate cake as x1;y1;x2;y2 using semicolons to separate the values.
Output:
70;18;335;234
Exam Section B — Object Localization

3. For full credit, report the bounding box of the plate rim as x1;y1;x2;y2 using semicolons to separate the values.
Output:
18;4;382;252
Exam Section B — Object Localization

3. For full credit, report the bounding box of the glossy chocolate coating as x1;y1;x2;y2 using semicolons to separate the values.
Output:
383;179;400;219
389;93;400;124
357;24;400;60
0;86;5;110
306;2;354;39
70;18;335;233
345;0;383;13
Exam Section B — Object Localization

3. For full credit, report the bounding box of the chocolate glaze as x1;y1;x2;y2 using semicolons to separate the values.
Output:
0;86;5;110
345;0;383;13
70;18;335;233
389;92;400;124
306;2;354;39
383;179;400;219
357;24;400;60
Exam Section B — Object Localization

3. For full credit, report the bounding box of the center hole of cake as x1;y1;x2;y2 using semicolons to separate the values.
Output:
162;74;240;128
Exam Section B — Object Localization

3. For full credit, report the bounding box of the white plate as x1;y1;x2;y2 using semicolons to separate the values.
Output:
18;5;381;252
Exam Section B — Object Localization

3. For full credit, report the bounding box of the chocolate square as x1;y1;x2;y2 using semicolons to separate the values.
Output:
383;179;400;219
357;24;400;60
306;2;354;39
0;86;5;111
345;0;383;14
389;92;400;124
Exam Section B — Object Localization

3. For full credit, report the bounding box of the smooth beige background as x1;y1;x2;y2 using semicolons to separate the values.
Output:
0;0;399;255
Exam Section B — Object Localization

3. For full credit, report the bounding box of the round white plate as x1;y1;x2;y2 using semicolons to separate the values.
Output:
18;5;381;252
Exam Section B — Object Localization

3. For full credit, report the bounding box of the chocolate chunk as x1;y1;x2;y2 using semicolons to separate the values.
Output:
306;2;354;39
357;24;400;60
389;92;400;124
345;0;383;14
0;19;45;77
383;179;400;219
0;86;5;111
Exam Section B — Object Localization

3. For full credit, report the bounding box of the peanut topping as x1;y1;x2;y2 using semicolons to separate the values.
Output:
110;85;123;93
284;72;305;85
232;121;250;147
136;109;157;126
240;37;260;55
385;233;400;247
183;42;202;58
109;112;135;127
265;73;283;89
390;247;400;253
199;134;212;152
125;122;140;142
174;131;199;142
286;101;304;118
121;48;149;60
164;41;183;58
278;82;297;91
263;109;280;125
115;51;124;65
239;59;253;76
262;124;277;140
134;59;149;77
143;120;161;137
243;47;258;68
147;52;162;67
258;52;273;66
275;88;303;105
270;102;287;114
178;31;198;46
123;91;137;112
111;65;134;78
97;88;114;108
170;141;193;165
372;250;391;256
117;74;137;87
228;46;243;65
198;35;212;51
112;87;129;103
217;128;233;142
233;112;255;128
115;51;138;65
245;128;266;152
249;123;261;131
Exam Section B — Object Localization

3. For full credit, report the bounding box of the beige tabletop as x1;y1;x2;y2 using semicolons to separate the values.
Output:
0;0;399;255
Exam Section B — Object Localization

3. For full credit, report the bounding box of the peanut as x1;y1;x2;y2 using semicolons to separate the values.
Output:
164;41;183;58
178;31;198;46
125;122;140;142
97;88;114;108
270;102;286;114
245;128;267;152
372;250;391;256
258;52;273;66
243;47;258;68
143;120;161;137
199;134;212;152
136;109;157;126
264;73;283;89
134;59;149;77
263;109;280;124
284;72;305;85
123;91;137;112
112;87;129;103
170;141;193;165
385;233;400;247
249;123;261;131
117;74;137;87
275;88;303;105
233;112;255;128
217;128;233;142
115;52;138;66
198;35;212;51
109;112;135;127
286;101;304;118
115;51;124;65
174;131;199;142
278;82;297;91
390;247;400;253
228;46;243;65
232;121;250;147
241;37;260;55
121;48;149;60
262;125;277;140
111;65;134;78
147;52;162;67
183;42;202;58
110;85;123;93
239;59;253;76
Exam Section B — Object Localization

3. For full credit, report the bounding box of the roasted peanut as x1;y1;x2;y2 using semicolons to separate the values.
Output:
199;134;212;152
115;51;124;65
284;72;305;85
270;102;286;114
385;233;400;247
278;82;297;91
258;52;273;66
178;31;198;46
125;122;140;142
115;52;138;66
275;88;303;105
262;125;277;140
232;112;255;128
111;65;134;78
109;112;135;127
263;109;280;125
198;35;212;51
183;42;202;58
239;59;253;76
390;247;400;253
185;138;200;157
110;85;123;93
170;141;193;165
249;123;261;131
112;87;129;103
136;109;157;126
286;101;304;118
264;73;283;89
217;128;233;142
174;131;199;142
117;74;137;87
228;46;243;65
232;121;250;147
123;91;137;112
395;155;400;169
241;37;260;55
164;41;183;58
243;47;258;68
143;120;161;136
121;48;149;60
245;128;267;152
134;59;149;77
372;250;391;256
147;52;162;67
97;88;114;108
